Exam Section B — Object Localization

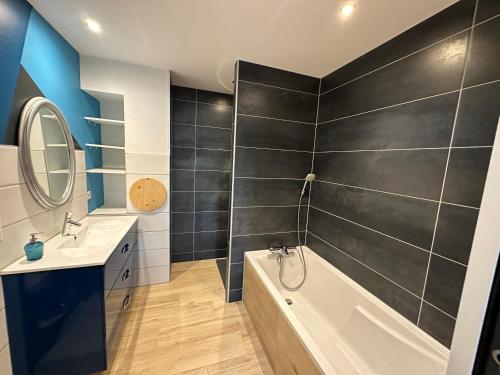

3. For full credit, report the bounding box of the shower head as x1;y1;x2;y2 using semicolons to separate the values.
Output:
305;173;316;182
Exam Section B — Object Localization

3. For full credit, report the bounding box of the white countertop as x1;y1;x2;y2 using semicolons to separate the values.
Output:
1;215;138;275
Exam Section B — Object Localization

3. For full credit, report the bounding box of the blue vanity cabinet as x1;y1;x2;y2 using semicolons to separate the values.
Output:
2;225;138;375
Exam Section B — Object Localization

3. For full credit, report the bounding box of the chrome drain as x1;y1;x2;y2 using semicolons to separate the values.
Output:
285;298;293;305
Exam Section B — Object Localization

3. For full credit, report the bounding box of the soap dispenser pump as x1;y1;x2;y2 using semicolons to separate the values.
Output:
24;232;44;261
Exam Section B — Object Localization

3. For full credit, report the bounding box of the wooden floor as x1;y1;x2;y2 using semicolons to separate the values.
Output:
102;259;274;375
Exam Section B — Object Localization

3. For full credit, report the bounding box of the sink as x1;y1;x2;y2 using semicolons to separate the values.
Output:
59;219;124;258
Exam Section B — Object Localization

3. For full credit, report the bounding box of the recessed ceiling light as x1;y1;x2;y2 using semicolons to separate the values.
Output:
340;3;355;17
85;19;102;33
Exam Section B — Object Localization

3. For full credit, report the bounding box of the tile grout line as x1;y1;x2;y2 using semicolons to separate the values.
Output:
238;79;319;96
172;122;232;131
232;230;306;238
309;205;432;255
171;97;233;108
238;113;316;125
321;21;476;96
192;89;198;262
236;145;313;153
416;2;478;325
315;145;493;153
172;146;232;152
226;60;240;302
318;89;461;125
304;78;320;244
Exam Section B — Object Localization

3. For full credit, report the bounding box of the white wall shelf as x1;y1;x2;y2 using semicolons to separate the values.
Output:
84;117;125;126
86;144;125;150
87;168;125;175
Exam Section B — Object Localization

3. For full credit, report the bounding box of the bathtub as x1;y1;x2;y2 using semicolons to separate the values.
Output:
243;246;449;375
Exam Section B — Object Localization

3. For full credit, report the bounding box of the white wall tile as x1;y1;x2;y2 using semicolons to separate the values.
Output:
75;150;86;174
126;174;170;213
133;266;170;287
132;213;169;232
0;309;8;350
0;210;57;269
0;344;12;375
135;249;169;269
126;153;169;175
0;184;47;227
0;146;23;187
73;173;87;198
137;231;169;251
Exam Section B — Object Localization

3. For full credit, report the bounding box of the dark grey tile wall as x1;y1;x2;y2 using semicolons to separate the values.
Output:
170;86;233;262
308;0;500;348
227;61;319;302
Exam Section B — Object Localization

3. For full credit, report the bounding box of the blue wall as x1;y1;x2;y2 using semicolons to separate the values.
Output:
0;0;31;140
0;0;104;211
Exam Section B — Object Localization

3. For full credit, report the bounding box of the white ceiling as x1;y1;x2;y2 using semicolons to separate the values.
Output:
29;0;458;94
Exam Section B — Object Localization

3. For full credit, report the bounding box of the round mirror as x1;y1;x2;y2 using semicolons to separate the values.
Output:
19;97;76;208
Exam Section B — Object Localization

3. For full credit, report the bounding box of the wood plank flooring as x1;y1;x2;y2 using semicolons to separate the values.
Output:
101;260;274;375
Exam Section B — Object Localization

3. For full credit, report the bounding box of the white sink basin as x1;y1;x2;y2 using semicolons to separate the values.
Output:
59;219;125;258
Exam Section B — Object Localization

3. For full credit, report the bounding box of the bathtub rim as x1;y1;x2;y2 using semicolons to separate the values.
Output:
244;246;450;374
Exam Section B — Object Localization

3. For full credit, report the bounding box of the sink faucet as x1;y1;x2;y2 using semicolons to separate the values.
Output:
61;211;81;236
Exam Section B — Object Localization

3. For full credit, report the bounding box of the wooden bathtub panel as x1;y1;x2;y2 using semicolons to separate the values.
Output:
243;260;321;375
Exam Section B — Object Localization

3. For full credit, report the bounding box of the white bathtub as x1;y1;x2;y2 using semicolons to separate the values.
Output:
244;247;449;375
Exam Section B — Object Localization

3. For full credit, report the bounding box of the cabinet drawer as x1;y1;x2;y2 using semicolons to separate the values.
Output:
106;231;138;272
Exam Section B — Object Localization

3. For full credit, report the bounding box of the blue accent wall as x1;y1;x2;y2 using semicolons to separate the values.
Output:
0;0;31;142
19;9;104;211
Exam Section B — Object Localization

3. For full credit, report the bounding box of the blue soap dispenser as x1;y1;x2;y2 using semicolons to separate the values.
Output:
24;232;44;261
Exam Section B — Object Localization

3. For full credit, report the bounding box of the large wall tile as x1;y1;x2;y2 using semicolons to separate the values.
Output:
133;266;169;286
172;253;193;262
171;233;193;253
238;81;318;123
196;126;232;150
233;179;307;207
137;231;169;251
195;192;229;211
195;171;230;191
464;16;500;87
195;211;228;232
126;153;169;175
194;231;228;251
229;263;244;290
310;181;438;249
171;192;194;212
171;124;195;147
171;99;195;124
319;32;469;122
307;234;421;322
171;147;195;170
135;249;170;268
475;0;500;23
194;249;227;260
316;93;458;151
433;203;479;264
308;208;428;295
171;213;193;233
171;170;194;191
0;184;47;227
453;81;500;147
236;115;315;151
171;86;196;101
418;302;456;348
134;213;170;232
196;103;233;128
320;0;475;93
197;89;232;106
195;149;231;171
235;148;311;178
0;146;23;187
314;149;448;200
232;206;306;236
423;255;467;317
442;147;492;207
239;60;320;94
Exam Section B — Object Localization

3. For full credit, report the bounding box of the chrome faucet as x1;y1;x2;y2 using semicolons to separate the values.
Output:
61;211;81;236
269;245;296;263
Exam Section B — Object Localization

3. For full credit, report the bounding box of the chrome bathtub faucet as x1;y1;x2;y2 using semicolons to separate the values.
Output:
61;211;82;237
269;245;296;264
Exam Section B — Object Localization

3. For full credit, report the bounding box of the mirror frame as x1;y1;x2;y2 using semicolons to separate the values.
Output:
18;97;76;208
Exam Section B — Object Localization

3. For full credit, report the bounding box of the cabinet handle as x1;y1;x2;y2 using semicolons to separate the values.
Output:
122;294;131;310
121;243;129;254
121;269;130;281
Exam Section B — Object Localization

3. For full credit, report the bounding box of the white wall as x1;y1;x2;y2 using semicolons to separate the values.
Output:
80;56;171;285
0;145;88;375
